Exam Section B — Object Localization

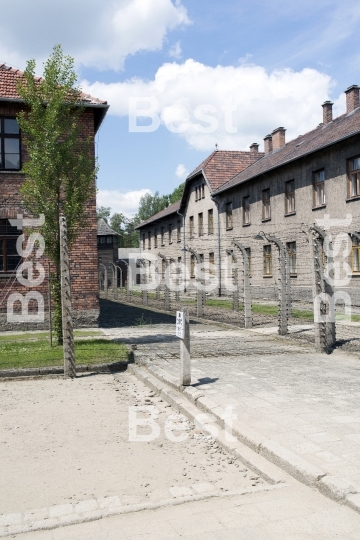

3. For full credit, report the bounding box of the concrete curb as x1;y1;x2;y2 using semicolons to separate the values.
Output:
0;361;128;379
130;353;360;514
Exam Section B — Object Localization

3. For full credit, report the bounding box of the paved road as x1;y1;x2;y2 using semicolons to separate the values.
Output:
104;302;360;495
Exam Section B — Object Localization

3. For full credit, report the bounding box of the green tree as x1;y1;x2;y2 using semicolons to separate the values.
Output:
16;45;98;345
97;206;111;222
169;182;185;204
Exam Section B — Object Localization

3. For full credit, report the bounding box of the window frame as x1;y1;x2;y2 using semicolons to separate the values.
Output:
161;227;165;246
0;117;21;171
313;169;325;207
352;235;360;273
242;196;250;225
147;231;151;249
154;229;158;248
208;209;214;234
263;245;272;276
262;189;271;221
209;252;215;275
168;223;172;244
189;216;194;238
198;212;204;236
177;220;181;242
0;218;22;273
190;254;195;278
142;233;145;250
285;180;295;215
225;202;233;230
286;241;297;275
348;156;360;199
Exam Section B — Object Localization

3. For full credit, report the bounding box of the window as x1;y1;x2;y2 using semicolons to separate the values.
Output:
162;259;166;278
208;209;214;234
0;219;22;272
314;169;325;207
226;202;233;229
285;180;295;214
0;118;21;170
263;245;272;275
202;184;205;198
168;224;172;244
262;189;271;220
147;231;151;249
209;252;215;275
106;236;113;244
177;220;181;242
245;247;251;275
349;157;360;198
154;229;158;248
287;242;296;274
195;187;198;201
352;236;360;273
161;227;164;246
190;254;195;277
142;233;145;250
242;196;250;225
189;216;194;238
198;213;203;236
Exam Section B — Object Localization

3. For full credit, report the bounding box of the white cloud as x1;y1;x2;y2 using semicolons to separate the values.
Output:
82;59;336;152
0;0;190;72
175;164;189;180
97;189;152;217
169;41;182;59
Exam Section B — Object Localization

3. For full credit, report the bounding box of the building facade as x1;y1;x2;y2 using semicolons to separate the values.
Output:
0;63;109;328
136;85;360;305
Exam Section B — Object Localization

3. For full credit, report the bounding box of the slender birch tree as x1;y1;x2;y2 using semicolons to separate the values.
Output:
16;45;98;344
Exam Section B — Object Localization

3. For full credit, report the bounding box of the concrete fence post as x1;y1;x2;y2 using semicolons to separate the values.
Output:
185;246;204;318
158;253;171;311
178;308;191;386
233;241;252;328
59;214;76;378
226;250;239;312
119;259;132;302
262;234;291;336
138;258;148;306
98;263;108;297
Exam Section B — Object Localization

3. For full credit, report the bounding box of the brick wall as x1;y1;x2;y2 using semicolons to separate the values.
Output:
0;102;99;328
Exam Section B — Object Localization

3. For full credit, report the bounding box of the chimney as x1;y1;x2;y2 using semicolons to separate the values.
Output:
345;85;360;113
272;127;286;150
264;134;272;154
250;143;259;154
322;101;333;124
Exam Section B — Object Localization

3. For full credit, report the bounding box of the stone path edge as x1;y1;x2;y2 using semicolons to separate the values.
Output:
0;361;128;379
0;485;284;538
130;354;360;515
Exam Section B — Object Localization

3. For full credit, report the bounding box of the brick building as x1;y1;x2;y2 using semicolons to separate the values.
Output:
136;85;360;305
0;64;109;329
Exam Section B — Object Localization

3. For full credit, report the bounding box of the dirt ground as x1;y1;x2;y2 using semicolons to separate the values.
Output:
0;372;263;519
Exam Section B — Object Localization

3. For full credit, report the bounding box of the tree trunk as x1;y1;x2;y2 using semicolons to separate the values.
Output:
52;267;63;345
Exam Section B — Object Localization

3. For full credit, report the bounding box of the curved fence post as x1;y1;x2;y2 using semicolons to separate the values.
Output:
226;250;239;312
233;241;252;328
119;259;132;302
184;246;203;318
98;263;108;298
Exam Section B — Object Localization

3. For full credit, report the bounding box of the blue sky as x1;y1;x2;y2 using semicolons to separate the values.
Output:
1;0;360;216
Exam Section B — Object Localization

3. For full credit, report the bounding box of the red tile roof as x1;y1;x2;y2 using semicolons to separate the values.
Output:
214;109;360;195
0;63;107;105
135;200;181;229
189;150;264;191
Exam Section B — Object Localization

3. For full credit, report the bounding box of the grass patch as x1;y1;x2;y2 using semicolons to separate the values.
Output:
206;298;233;309
0;338;128;370
0;330;103;343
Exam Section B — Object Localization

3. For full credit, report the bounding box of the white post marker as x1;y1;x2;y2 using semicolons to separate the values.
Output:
176;308;191;386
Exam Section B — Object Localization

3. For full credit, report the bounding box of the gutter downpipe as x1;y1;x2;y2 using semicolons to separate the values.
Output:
211;195;222;297
177;209;186;292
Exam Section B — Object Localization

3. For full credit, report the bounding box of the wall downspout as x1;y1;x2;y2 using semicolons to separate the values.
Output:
177;209;186;292
211;196;222;297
